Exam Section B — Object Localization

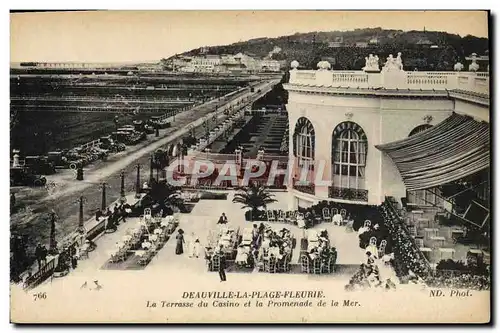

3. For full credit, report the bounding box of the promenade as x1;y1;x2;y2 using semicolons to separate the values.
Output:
11;79;279;251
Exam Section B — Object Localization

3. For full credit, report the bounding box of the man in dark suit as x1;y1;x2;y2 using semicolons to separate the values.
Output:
217;245;227;282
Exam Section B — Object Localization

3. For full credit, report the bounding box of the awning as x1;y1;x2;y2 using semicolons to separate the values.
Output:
376;113;490;191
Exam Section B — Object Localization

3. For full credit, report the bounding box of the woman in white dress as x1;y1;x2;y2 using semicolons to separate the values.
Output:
297;214;306;229
189;232;201;258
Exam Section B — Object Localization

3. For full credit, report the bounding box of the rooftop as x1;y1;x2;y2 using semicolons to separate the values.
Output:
285;64;489;106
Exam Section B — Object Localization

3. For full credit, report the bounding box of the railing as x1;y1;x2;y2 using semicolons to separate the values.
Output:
293;183;315;195
23;257;57;291
328;186;368;202
383;197;432;275
288;69;489;96
79;139;102;150
332;72;369;85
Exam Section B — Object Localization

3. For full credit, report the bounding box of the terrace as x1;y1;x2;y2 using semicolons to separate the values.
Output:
286;68;489;105
24;191;374;291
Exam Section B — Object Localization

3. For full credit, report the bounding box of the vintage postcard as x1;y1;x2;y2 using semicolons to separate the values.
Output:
9;10;490;323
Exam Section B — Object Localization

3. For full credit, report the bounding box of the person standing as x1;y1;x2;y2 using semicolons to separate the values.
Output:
40;245;48;266
189;232;201;258
35;243;43;269
218;245;227;282
175;229;185;255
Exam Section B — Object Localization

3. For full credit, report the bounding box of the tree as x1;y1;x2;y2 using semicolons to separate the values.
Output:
232;183;277;220
147;181;185;214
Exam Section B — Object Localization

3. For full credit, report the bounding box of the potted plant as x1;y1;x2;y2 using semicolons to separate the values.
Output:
232;183;277;221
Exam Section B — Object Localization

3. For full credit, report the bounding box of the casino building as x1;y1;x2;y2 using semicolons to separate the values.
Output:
283;55;490;212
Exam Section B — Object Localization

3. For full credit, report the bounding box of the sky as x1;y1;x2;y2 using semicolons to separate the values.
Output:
10;10;489;63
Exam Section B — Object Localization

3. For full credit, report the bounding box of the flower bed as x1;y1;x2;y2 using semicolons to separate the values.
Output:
199;191;228;200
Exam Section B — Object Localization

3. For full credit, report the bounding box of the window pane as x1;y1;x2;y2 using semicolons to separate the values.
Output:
349;152;358;164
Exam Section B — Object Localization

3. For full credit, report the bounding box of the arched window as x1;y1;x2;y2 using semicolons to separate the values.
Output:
407;124;443;207
408;124;432;137
293;117;315;167
332;122;367;190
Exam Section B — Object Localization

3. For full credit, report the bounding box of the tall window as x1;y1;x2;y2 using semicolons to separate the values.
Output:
293;117;315;167
407;124;444;207
332;122;367;190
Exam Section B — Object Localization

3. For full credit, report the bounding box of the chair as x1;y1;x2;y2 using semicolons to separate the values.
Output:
211;255;221;271
267;210;276;223
364;220;372;228
144;208;152;222
331;208;338;217
322;208;332;223
327;256;336;273
369;236;377;246
277;210;285;224
312;258;322;274
278;254;291;272
265;256;277;273
340;209;347;218
300;255;310;273
79;247;89;260
378;240;387;258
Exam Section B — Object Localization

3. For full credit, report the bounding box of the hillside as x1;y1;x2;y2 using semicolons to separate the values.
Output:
174;28;489;71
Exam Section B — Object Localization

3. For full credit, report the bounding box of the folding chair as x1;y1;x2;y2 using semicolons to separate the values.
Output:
322;208;332;223
378;240;387;258
277;210;285;224
313;258;322;274
265;256;277;273
266;210;276;223
300;255;310;273
144;208;152;222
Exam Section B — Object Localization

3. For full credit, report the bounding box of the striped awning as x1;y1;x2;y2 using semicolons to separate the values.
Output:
375;113;490;191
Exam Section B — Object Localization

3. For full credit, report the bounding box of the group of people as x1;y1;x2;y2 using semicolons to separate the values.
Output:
380;202;430;279
175;229;201;258
96;202;132;232
254;225;294;271
305;229;337;272
34;243;49;269
345;252;397;291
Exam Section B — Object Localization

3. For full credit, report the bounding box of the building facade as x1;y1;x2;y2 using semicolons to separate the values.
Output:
283;58;489;210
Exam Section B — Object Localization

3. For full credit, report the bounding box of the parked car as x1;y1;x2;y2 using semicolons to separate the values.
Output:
10;167;47;187
23;156;56;175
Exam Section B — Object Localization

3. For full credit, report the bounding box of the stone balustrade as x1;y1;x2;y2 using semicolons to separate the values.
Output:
289;69;489;96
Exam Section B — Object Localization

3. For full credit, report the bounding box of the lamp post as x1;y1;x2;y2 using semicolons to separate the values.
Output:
149;154;155;184
120;171;127;204
77;196;86;234
101;182;107;211
49;210;57;254
135;164;141;199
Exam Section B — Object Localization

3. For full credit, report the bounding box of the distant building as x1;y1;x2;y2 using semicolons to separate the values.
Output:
172;52;281;73
369;38;379;45
260;59;281;72
328;36;344;48
355;42;369;48
416;39;433;47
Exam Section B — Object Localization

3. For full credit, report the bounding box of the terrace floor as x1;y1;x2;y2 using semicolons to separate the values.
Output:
34;191;398;293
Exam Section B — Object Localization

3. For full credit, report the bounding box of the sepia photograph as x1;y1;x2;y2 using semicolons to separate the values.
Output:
9;10;491;323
